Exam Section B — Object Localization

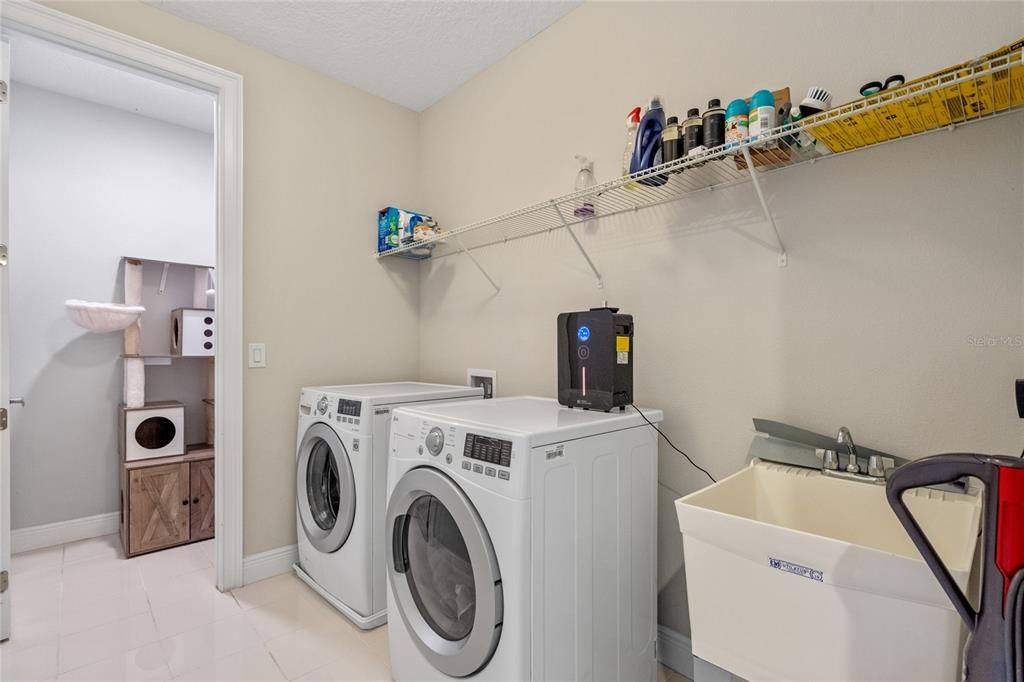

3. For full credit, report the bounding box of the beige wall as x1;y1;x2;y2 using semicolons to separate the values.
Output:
416;2;1024;635
43;1;423;555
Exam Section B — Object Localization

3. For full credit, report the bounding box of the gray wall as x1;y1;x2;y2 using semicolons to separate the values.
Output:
9;84;215;529
415;2;1024;637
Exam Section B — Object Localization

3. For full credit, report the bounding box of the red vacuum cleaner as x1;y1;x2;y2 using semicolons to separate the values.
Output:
887;453;1024;681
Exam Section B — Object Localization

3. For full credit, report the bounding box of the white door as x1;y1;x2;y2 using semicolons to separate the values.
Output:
0;36;11;642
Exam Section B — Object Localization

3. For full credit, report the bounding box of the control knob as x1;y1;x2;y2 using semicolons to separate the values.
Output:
317;396;329;415
425;427;445;456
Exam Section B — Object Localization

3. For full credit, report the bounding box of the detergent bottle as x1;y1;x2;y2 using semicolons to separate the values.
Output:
629;96;667;186
621;106;643;190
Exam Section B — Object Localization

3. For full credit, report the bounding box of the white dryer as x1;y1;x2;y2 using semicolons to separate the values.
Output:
385;396;663;680
294;382;483;629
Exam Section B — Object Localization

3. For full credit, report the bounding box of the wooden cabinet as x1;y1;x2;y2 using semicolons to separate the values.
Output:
190;458;215;541
121;449;214;557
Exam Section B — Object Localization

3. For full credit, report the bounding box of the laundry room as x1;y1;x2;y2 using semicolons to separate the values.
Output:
1;2;1023;682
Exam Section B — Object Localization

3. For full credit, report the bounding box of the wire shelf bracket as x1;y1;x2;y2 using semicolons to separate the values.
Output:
740;146;788;267
453;235;501;293
552;201;604;289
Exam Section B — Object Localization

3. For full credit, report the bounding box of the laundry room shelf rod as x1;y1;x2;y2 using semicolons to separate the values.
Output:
377;49;1024;289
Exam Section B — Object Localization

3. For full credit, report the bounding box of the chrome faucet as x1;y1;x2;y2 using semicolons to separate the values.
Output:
821;425;894;484
838;426;859;473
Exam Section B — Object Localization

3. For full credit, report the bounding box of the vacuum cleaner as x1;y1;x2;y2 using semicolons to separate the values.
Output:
887;453;1024;681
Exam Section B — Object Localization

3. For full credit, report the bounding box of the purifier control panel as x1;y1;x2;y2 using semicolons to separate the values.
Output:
463;433;512;467
337;399;361;417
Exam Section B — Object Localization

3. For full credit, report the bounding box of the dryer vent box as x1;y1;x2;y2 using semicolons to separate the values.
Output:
171;308;215;357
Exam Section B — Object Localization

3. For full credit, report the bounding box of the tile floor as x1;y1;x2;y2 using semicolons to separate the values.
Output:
1;534;692;681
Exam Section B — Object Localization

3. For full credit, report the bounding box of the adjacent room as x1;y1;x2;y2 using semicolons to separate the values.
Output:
0;2;1022;682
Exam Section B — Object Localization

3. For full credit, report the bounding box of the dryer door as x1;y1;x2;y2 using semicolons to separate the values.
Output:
387;467;502;678
296;422;356;553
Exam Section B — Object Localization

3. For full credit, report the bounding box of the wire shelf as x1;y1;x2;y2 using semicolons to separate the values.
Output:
377;47;1024;288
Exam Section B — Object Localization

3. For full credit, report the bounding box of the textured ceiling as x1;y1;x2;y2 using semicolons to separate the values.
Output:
145;1;579;111
10;32;215;133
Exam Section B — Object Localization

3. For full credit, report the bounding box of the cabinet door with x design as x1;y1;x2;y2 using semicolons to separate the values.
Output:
128;462;190;555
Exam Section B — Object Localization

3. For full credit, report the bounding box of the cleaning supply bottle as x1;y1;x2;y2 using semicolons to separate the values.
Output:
622;106;643;189
748;89;777;148
724;98;749;153
630;96;667;186
702;99;726;150
660;116;684;168
682;108;705;166
573;155;597;218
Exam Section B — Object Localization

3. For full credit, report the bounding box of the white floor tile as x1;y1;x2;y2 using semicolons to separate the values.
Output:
145;567;218;609
158;613;263;677
229;574;306;612
63;535;123;566
58;641;172;681
11;545;63;575
136;545;213;585
263;619;370;682
6;540;399;682
0;640;59;681
58;612;160;673
174;645;285;682
60;587;152;637
151;589;241;640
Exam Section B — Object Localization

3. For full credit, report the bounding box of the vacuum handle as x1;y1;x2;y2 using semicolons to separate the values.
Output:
886;453;996;631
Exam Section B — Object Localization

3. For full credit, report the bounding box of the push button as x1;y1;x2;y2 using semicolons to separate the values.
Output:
485;467;496;477
578;345;590;359
462;461;472;471
472;464;483;474
498;470;510;481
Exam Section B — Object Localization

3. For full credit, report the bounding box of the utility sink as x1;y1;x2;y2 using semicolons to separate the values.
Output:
676;458;981;682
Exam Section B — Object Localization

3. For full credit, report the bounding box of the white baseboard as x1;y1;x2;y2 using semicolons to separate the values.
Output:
11;512;120;554
243;544;298;585
659;625;695;680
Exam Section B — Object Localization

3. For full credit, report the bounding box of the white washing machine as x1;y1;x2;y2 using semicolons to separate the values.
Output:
385;396;663;680
294;382;483;629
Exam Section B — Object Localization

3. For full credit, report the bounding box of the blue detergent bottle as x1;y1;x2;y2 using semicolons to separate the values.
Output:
629;96;667;186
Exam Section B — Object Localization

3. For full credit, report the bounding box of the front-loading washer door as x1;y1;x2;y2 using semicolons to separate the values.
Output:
387;467;503;678
296;422;356;554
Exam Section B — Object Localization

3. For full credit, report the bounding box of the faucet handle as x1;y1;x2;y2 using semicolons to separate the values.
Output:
822;449;840;471
868;455;895;478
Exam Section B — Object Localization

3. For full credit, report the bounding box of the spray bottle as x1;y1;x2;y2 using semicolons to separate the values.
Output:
630;96;667;186
621;106;643;190
573;155;597;219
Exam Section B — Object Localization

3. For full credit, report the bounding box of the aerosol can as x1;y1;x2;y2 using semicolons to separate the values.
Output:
888;454;1024;681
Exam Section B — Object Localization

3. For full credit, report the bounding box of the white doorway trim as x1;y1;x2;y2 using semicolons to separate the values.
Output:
1;1;245;590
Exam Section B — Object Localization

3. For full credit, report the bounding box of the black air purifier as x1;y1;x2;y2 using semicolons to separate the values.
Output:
557;307;633;411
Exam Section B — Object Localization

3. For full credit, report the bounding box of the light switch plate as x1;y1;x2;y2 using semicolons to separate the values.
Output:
248;343;267;368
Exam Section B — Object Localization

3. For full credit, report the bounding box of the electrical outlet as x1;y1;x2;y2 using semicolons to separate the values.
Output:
467;368;496;399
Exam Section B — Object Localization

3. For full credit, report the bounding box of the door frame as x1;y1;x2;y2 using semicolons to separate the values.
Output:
0;1;245;591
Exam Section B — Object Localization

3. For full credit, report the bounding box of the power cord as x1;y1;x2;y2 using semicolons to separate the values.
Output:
631;403;716;484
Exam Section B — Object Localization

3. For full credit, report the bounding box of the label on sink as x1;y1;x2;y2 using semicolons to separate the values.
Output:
769;557;824;582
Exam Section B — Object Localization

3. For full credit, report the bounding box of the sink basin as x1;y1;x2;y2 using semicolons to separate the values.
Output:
65;300;145;333
676;458;981;682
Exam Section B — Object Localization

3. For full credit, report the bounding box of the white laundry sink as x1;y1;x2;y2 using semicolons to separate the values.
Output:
676;458;981;682
65;300;145;333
